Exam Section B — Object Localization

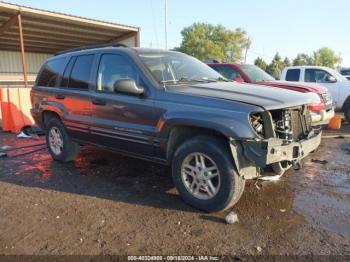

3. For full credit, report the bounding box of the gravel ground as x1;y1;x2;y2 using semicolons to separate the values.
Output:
0;124;349;258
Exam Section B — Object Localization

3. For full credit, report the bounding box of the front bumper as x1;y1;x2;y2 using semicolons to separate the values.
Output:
230;131;322;179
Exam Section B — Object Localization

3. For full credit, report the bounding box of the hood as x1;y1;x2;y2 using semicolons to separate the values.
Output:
256;80;328;94
166;82;318;111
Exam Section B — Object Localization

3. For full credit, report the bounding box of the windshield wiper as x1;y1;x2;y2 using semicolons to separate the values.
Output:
205;77;229;82
160;78;210;84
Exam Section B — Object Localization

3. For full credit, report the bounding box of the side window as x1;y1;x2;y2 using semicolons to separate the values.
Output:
305;69;333;83
285;69;300;81
97;54;139;92
68;55;94;89
60;57;76;88
37;58;66;87
212;66;242;80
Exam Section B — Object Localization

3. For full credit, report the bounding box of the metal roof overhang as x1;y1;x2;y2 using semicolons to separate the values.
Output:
0;1;140;54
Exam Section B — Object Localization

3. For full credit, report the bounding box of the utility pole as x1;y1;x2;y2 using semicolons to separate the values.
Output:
244;37;251;63
164;0;168;49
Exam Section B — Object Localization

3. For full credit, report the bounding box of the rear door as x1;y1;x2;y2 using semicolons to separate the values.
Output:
89;52;158;157
56;54;95;141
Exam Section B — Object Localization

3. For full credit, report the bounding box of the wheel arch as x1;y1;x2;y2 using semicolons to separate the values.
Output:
42;110;61;129
342;95;350;112
166;125;230;162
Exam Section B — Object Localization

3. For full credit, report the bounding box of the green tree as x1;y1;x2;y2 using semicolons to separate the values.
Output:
176;23;250;62
292;53;314;66
267;53;284;79
283;57;291;67
254;57;268;71
313;47;341;68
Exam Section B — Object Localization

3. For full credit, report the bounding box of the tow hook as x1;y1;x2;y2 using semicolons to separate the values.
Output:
292;160;302;170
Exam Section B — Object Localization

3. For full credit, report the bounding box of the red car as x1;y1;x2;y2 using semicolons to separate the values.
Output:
208;63;334;126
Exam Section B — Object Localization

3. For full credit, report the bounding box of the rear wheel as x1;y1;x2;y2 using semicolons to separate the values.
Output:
46;117;79;162
172;136;245;212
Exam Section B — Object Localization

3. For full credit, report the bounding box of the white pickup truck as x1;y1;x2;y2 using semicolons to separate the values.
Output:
281;66;350;122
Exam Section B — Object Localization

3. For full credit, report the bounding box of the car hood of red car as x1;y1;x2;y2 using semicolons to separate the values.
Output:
256;80;327;94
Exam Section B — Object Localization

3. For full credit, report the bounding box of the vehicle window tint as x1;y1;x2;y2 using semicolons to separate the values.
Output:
211;66;242;80
68;55;94;89
37;58;66;87
285;69;300;81
60;57;76;87
305;69;333;83
341;69;350;75
97;54;139;92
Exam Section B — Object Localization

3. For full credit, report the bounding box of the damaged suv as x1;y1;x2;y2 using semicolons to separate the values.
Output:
31;46;322;212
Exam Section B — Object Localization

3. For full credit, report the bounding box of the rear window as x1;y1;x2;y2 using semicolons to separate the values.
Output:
37;58;66;87
68;55;94;89
285;69;300;81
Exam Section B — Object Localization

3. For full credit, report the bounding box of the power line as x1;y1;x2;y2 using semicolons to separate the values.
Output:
164;0;168;49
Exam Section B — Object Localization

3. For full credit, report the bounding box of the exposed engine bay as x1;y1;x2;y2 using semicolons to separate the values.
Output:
250;106;313;143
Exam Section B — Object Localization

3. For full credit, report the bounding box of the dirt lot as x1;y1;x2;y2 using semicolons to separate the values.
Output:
0;124;349;257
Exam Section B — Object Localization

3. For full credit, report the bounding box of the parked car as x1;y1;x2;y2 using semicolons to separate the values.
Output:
281;66;350;122
31;46;322;212
208;63;334;126
340;68;350;80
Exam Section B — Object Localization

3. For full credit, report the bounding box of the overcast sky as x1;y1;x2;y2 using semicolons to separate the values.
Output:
6;0;350;66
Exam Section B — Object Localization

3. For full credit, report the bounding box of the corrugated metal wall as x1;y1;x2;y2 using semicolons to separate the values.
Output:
0;51;52;74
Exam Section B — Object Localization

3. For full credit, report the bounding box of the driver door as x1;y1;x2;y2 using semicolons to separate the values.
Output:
89;53;158;156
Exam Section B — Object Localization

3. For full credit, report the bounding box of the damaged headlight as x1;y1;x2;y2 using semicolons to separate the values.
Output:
250;113;265;138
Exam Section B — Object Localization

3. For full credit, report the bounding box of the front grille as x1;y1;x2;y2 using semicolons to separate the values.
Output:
272;107;312;142
290;109;312;140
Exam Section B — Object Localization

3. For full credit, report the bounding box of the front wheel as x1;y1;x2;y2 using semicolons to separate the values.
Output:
172;136;245;212
345;107;350;123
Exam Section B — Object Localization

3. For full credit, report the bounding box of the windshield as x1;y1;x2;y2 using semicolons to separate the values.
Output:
239;64;275;82
138;51;224;85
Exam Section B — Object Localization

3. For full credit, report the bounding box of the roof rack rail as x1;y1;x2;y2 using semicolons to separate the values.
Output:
55;43;128;56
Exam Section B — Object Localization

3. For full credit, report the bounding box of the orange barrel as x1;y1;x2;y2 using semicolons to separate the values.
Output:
328;114;342;129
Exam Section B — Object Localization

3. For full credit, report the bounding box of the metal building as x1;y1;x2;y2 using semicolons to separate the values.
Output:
0;1;140;88
0;1;140;127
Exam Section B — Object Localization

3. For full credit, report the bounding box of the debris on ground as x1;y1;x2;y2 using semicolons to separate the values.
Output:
17;131;32;139
0;152;7;158
259;175;282;182
280;209;286;213
256;246;262;252
225;212;239;225
311;159;328;164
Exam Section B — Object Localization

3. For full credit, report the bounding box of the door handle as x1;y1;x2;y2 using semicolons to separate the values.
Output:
92;98;107;106
55;94;65;100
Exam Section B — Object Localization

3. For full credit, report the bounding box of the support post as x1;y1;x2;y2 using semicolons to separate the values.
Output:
17;13;28;88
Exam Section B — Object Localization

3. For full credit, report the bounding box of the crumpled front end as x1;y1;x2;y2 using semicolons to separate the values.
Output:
230;106;322;179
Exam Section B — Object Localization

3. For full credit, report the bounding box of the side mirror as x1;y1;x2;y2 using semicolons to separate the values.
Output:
326;76;337;83
114;79;144;95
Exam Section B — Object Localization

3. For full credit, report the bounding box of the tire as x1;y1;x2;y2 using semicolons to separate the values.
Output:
345;106;350;123
172;136;245;212
45;117;79;162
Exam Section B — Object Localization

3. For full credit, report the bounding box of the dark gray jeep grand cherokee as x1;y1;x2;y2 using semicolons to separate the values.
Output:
31;46;322;212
